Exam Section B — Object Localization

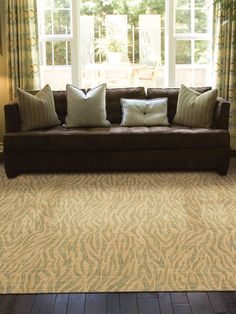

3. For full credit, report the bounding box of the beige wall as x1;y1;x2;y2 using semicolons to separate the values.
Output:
0;0;9;143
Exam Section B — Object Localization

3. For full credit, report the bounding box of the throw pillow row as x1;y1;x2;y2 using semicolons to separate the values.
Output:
17;83;217;131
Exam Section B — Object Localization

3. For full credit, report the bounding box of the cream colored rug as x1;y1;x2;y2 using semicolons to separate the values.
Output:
1;160;236;293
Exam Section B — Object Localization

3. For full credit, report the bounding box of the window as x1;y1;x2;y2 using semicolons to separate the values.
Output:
37;0;72;89
174;0;212;86
37;0;213;89
79;0;165;88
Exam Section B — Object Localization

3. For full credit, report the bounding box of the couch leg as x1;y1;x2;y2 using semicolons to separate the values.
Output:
4;169;18;178
216;166;229;176
6;173;18;179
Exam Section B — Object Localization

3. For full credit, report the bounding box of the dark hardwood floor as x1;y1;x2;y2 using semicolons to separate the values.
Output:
0;292;236;314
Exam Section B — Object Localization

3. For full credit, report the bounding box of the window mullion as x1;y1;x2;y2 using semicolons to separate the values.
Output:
191;0;195;34
42;9;46;67
165;0;175;87
191;39;194;85
71;0;81;87
191;0;195;85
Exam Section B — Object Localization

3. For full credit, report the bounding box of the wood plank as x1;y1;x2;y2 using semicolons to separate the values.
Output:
0;295;18;314
229;292;236;306
208;292;227;313
173;304;192;314
85;294;106;314
106;294;119;314
137;293;157;299
55;294;69;305
0;295;9;312
30;294;56;314
1;292;235;314
187;292;213;314
222;292;236;314
67;294;85;314
170;293;188;304
53;303;67;314
137;298;160;314
13;295;35;314
158;293;174;314
120;293;138;314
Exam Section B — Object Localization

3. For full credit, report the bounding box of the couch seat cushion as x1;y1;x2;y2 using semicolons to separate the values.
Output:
4;125;229;152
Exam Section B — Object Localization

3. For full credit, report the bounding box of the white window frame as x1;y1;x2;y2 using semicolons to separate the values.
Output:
38;0;213;88
173;0;213;86
38;2;72;68
71;0;81;86
165;0;176;87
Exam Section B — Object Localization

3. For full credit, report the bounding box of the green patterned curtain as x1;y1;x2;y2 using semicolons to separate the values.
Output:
6;0;40;98
213;1;236;150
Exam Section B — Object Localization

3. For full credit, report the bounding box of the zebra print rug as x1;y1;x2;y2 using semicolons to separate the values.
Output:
1;160;236;293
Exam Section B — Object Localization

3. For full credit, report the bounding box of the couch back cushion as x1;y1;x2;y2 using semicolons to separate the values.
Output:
46;87;211;125
106;87;146;123
53;91;68;123
147;87;212;123
52;87;146;124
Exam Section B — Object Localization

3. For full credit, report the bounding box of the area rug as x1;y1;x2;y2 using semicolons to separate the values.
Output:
0;160;236;293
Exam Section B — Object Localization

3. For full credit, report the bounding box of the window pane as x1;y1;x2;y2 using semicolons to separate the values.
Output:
176;0;191;7
40;0;52;10
175;9;191;33
175;66;193;86
46;42;53;65
193;68;209;86
67;42;71;65
194;40;209;64
44;11;52;34
39;42;44;65
54;41;67;65
195;0;208;6
54;0;70;8
175;40;192;86
195;9;208;33
176;40;191;64
53;10;71;34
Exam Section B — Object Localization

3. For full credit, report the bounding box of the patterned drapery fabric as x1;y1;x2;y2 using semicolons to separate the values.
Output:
213;1;236;149
6;0;40;98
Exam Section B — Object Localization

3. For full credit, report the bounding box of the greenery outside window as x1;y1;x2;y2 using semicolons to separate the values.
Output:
37;0;213;89
174;0;212;86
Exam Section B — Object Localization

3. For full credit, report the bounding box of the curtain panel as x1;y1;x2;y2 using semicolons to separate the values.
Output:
6;0;40;98
213;0;236;150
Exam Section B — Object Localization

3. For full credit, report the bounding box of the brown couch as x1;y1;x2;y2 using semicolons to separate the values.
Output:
3;87;231;178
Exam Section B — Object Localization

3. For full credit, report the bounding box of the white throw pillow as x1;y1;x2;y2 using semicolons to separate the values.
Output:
121;98;169;127
65;83;110;128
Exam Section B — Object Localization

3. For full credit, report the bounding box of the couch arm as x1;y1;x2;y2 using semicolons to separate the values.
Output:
4;102;21;133
212;97;230;130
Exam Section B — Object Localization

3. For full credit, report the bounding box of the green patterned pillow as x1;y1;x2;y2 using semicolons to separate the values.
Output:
17;84;60;131
173;84;217;128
